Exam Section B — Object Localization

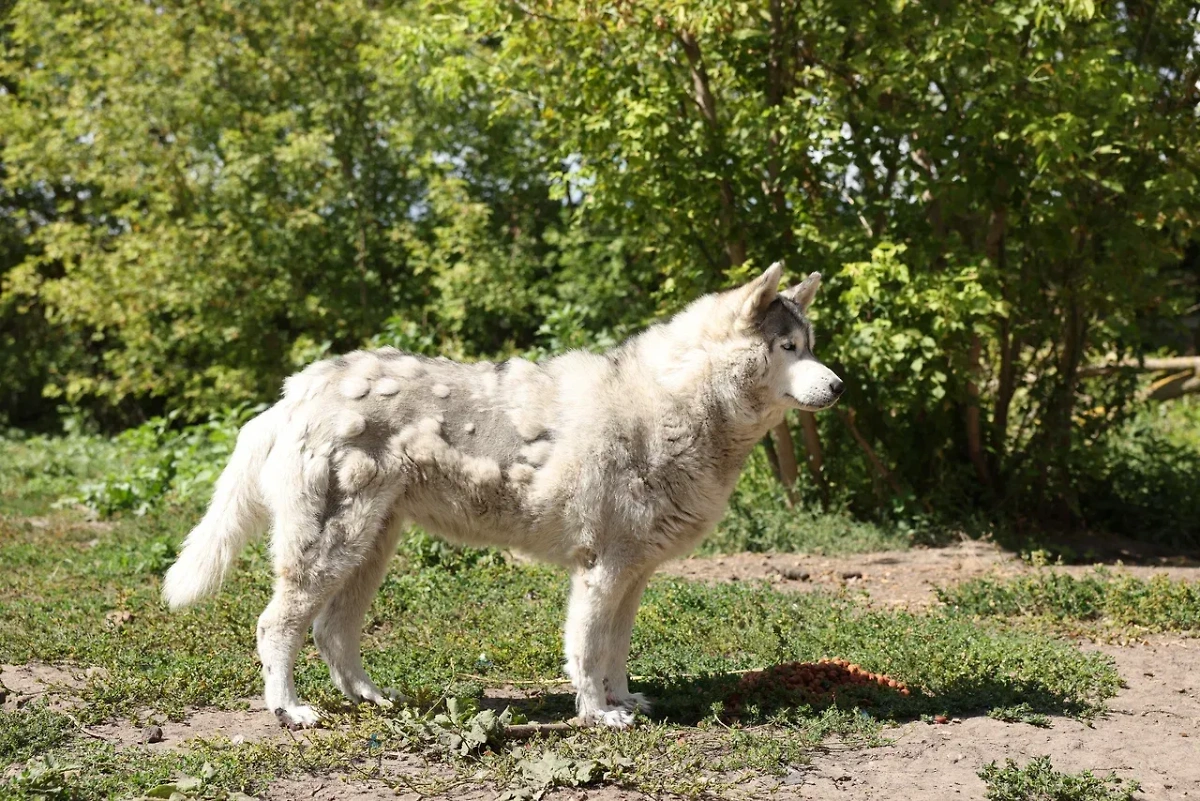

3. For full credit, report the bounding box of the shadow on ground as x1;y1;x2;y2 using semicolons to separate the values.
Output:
473;660;1102;729
640;664;1101;727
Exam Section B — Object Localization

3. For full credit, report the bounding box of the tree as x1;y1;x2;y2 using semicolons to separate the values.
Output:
472;0;1200;515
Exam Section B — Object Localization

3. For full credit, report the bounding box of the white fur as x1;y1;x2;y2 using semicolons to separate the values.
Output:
162;265;843;729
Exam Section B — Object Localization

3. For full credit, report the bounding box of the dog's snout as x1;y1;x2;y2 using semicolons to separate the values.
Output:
830;377;845;397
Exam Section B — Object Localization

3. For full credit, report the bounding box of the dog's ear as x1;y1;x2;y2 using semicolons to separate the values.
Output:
738;261;784;322
782;272;821;312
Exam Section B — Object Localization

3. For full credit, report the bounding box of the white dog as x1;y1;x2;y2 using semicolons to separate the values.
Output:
162;263;843;728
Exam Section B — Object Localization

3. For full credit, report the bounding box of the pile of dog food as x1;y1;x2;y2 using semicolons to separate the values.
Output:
724;657;911;717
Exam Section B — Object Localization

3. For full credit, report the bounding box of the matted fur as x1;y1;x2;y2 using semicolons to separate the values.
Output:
162;263;844;729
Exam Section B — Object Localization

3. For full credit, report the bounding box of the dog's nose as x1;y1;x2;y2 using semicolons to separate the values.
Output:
830;378;845;396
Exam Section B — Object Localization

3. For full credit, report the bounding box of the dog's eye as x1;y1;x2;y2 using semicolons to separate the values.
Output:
780;341;796;352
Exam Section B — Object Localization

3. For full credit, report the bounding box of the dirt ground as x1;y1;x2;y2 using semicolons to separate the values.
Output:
662;539;1200;608
5;544;1199;800
786;636;1199;801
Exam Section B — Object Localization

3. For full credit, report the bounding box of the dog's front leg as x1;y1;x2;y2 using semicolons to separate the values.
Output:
600;569;653;714
563;564;650;728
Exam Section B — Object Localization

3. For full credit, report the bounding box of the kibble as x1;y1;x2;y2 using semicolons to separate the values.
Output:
724;658;913;718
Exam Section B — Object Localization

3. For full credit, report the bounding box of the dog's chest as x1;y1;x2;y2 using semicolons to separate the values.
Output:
598;412;740;541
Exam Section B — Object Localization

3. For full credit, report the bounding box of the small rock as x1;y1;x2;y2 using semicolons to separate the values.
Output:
780;568;810;581
142;725;164;744
933;715;950;724
231;734;245;745
841;571;863;580
105;609;133;629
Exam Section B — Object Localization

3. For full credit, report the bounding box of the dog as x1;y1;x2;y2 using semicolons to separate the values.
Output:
161;262;844;729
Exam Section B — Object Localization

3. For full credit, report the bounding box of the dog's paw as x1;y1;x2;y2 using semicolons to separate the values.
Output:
606;691;651;714
577;703;640;729
355;686;409;709
274;705;322;730
594;707;637;728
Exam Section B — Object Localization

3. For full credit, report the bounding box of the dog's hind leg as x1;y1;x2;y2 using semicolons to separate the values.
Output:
563;563;649;728
257;570;339;729
257;493;394;728
313;520;405;708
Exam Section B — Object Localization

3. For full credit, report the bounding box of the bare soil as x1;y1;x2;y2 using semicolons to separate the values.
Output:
783;636;1199;801
662;539;1200;608
88;699;290;750
0;662;85;712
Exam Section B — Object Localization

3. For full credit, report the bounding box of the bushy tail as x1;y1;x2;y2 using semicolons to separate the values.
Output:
161;409;276;610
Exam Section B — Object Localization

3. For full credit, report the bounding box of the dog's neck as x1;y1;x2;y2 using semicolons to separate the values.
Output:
620;330;788;444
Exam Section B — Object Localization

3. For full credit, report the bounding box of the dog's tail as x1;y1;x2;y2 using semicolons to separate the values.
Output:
161;408;277;610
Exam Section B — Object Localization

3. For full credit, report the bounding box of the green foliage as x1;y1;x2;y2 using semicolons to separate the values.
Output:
979;756;1138;801
1074;398;1200;547
938;571;1200;632
0;0;651;422
0;705;74;764
68;405;264;518
3;0;1200;535
986;702;1052;728
705;445;919;554
386;697;514;758
479;0;1200;520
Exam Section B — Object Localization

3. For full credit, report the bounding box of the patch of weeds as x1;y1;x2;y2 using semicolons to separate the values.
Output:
0;716;404;800
637;578;1119;724
386;696;515;757
986;702;1051;728
68;406;265;519
979;755;1138;801
496;748;619;800
938;571;1200;633
0;426;131;515
702;447;921;555
0;704;75;764
401;529;506;573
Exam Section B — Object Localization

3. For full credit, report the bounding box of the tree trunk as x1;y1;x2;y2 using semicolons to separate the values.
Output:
796;411;828;506
761;431;795;508
965;334;992;491
677;30;746;267
771;416;800;506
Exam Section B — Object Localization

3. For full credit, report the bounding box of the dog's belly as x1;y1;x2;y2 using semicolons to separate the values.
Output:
404;495;573;565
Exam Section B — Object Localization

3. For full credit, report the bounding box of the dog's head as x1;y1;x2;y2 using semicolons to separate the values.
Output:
732;262;844;412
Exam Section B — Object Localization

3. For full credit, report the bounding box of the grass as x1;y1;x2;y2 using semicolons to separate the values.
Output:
0;704;76;764
0;431;1175;799
979;756;1139;801
0;504;1124;798
0;511;1122;727
702;446;922;555
937;571;1200;635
